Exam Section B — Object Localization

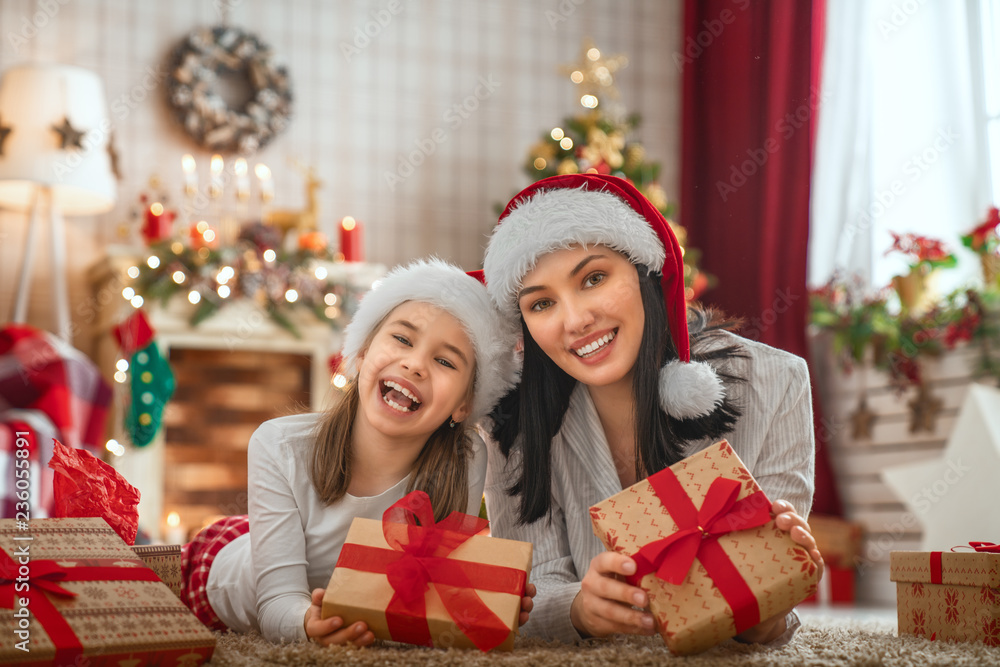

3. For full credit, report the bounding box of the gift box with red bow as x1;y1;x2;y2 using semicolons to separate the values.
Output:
322;490;532;651
891;544;1000;646
588;439;819;655
0;517;216;666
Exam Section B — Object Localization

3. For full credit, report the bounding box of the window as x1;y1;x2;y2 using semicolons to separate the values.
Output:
981;0;1000;202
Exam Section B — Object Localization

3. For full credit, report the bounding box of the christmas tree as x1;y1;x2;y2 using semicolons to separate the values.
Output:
515;40;713;300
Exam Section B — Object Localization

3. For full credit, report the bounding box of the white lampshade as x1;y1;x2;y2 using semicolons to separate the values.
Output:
0;63;116;215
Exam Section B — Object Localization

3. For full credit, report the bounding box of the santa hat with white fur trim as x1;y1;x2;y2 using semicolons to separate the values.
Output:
482;174;724;420
341;258;520;426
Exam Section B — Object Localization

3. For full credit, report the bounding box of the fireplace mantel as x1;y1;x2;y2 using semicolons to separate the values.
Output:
89;248;384;541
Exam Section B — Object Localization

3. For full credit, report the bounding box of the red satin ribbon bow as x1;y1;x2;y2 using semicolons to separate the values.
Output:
625;471;773;633
336;491;526;651
0;545;160;664
967;542;1000;553
0;556;77;603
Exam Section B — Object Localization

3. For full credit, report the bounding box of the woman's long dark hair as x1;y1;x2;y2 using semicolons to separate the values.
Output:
490;267;747;525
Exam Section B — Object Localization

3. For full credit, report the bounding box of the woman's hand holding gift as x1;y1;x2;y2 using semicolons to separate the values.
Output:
570;552;658;638
771;499;824;579
735;499;824;644
519;583;537;627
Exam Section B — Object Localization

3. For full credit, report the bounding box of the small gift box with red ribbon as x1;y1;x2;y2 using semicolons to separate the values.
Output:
131;544;183;599
891;544;1000;646
0;517;216;666
588;439;819;655
322;490;532;651
801;515;863;605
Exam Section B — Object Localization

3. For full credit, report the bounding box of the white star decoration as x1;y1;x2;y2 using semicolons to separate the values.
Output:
882;383;1000;550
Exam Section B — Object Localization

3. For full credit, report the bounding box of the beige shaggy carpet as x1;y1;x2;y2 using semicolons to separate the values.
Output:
205;616;1000;666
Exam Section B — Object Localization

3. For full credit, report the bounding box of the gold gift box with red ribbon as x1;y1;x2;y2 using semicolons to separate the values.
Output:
890;546;1000;646
0;517;216;666
588;439;819;655
322;490;532;651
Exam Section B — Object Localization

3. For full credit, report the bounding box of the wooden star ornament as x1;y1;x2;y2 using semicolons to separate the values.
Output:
908;383;943;434
107;133;122;180
850;396;877;440
52;116;86;150
0;114;12;156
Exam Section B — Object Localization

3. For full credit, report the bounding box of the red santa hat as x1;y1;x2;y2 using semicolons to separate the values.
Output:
482;174;724;420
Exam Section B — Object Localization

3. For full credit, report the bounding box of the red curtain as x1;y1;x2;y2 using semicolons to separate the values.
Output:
681;0;841;516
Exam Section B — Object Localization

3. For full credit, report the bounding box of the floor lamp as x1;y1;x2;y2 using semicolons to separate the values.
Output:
0;64;117;342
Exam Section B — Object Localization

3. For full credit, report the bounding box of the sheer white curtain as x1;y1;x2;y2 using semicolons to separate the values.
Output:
809;0;995;293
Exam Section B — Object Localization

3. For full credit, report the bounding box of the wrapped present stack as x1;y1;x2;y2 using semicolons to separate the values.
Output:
802;514;864;605
323;491;532;651
589;440;820;655
0;517;216;666
891;546;1000;646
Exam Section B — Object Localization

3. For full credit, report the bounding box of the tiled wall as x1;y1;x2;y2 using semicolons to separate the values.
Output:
0;0;682;353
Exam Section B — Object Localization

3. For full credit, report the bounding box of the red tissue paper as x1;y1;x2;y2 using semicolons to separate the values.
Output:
47;439;141;545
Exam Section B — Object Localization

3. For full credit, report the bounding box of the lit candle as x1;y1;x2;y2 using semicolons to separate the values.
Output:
142;201;174;245
190;220;217;250
210;154;224;198
234;157;250;202
255;163;274;204
339;216;364;262
182;154;198;197
165;511;186;544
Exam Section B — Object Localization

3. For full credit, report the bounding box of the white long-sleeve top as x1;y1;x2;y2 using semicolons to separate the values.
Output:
484;333;815;644
207;412;488;642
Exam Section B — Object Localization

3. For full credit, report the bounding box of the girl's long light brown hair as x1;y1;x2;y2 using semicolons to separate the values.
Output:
310;339;473;522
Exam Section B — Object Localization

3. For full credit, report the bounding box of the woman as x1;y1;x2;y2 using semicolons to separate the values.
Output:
481;174;823;645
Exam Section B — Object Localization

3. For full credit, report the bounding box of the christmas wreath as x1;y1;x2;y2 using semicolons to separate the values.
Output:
166;26;293;155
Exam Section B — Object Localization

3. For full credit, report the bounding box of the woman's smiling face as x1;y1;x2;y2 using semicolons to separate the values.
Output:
517;244;644;389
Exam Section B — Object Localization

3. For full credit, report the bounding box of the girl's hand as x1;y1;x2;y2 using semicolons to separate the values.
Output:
570;552;657;638
304;588;375;647
735;499;824;644
518;583;537;627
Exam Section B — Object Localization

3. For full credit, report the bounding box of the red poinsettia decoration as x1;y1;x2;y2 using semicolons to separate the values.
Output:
885;232;958;270
961;207;1000;254
943;309;981;347
889;353;922;386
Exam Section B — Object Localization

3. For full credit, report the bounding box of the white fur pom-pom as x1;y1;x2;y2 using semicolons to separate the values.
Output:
658;359;725;420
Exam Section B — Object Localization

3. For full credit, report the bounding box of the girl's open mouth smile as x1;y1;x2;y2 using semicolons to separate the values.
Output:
379;379;422;413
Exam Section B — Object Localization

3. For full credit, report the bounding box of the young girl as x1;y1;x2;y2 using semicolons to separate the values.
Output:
180;259;523;646
481;174;823;646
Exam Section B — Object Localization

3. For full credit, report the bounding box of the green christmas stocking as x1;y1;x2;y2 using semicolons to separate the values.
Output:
113;310;175;448
124;342;175;447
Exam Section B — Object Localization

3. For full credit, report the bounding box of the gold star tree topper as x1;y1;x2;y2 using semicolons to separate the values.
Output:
559;39;629;109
